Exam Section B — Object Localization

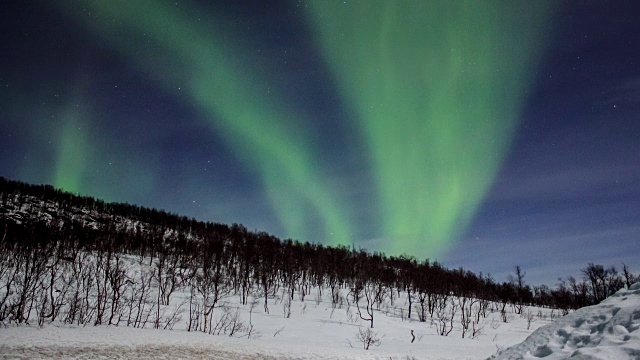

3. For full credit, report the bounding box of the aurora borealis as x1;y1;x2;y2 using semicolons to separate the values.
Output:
54;0;353;246
2;1;640;284
306;2;551;255
46;0;552;254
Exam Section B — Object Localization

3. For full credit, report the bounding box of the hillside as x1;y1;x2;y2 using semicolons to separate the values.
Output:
1;177;639;359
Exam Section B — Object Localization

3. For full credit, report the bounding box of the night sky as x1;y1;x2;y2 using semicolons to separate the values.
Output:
1;1;639;285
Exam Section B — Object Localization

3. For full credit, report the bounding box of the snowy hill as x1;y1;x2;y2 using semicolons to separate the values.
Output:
491;282;640;360
2;178;639;359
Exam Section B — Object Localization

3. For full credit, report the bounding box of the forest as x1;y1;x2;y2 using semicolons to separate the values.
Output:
0;176;636;335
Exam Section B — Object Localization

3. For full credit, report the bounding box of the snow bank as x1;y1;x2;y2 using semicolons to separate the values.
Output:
491;283;640;360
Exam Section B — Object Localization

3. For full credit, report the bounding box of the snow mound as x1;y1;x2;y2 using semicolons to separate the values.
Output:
490;283;640;360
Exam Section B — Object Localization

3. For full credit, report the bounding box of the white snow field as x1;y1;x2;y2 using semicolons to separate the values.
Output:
0;301;537;360
0;254;552;360
1;280;638;360
491;282;640;360
3;284;639;360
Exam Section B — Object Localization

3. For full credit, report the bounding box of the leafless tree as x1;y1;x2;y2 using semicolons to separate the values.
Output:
435;297;457;336
622;263;636;289
349;281;376;328
526;309;535;330
282;296;292;318
355;327;381;350
153;249;180;306
123;270;153;328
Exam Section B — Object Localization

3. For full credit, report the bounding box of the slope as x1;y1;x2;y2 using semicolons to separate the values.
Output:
491;282;640;359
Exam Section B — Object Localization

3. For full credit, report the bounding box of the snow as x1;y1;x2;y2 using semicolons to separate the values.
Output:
491;282;640;360
0;326;295;359
1;256;639;360
0;319;513;360
0;249;542;360
3;285;639;360
0;274;546;360
1;195;638;359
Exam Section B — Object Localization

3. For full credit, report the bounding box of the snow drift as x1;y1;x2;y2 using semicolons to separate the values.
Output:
491;282;640;360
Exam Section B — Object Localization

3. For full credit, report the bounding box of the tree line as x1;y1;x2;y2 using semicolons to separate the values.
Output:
0;176;636;330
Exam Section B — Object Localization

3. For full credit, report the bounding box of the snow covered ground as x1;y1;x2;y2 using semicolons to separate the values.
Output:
1;243;637;360
0;314;533;360
0;283;550;359
4;285;640;360
2;283;639;359
492;282;640;360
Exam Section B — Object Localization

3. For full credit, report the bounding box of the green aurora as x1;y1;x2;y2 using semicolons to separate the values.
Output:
53;107;89;194
306;1;553;255
50;0;553;257
53;0;352;245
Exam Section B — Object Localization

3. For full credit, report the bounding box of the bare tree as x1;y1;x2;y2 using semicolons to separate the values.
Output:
153;248;180;306
435;297;457;336
508;266;526;314
355;327;381;350
349;281;376;328
106;254;130;325
526;309;535;330
622;263;636;288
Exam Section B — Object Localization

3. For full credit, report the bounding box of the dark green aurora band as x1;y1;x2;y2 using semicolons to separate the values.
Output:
51;1;553;257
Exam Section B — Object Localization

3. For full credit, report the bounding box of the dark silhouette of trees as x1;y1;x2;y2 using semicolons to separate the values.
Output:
0;175;636;331
581;263;624;304
622;263;636;289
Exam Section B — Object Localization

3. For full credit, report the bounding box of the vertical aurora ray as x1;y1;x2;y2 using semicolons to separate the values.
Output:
52;1;351;245
306;1;553;256
16;90;93;195
53;108;90;193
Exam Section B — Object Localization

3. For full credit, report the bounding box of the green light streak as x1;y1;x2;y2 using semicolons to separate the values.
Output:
53;108;89;193
306;1;552;256
53;1;351;245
